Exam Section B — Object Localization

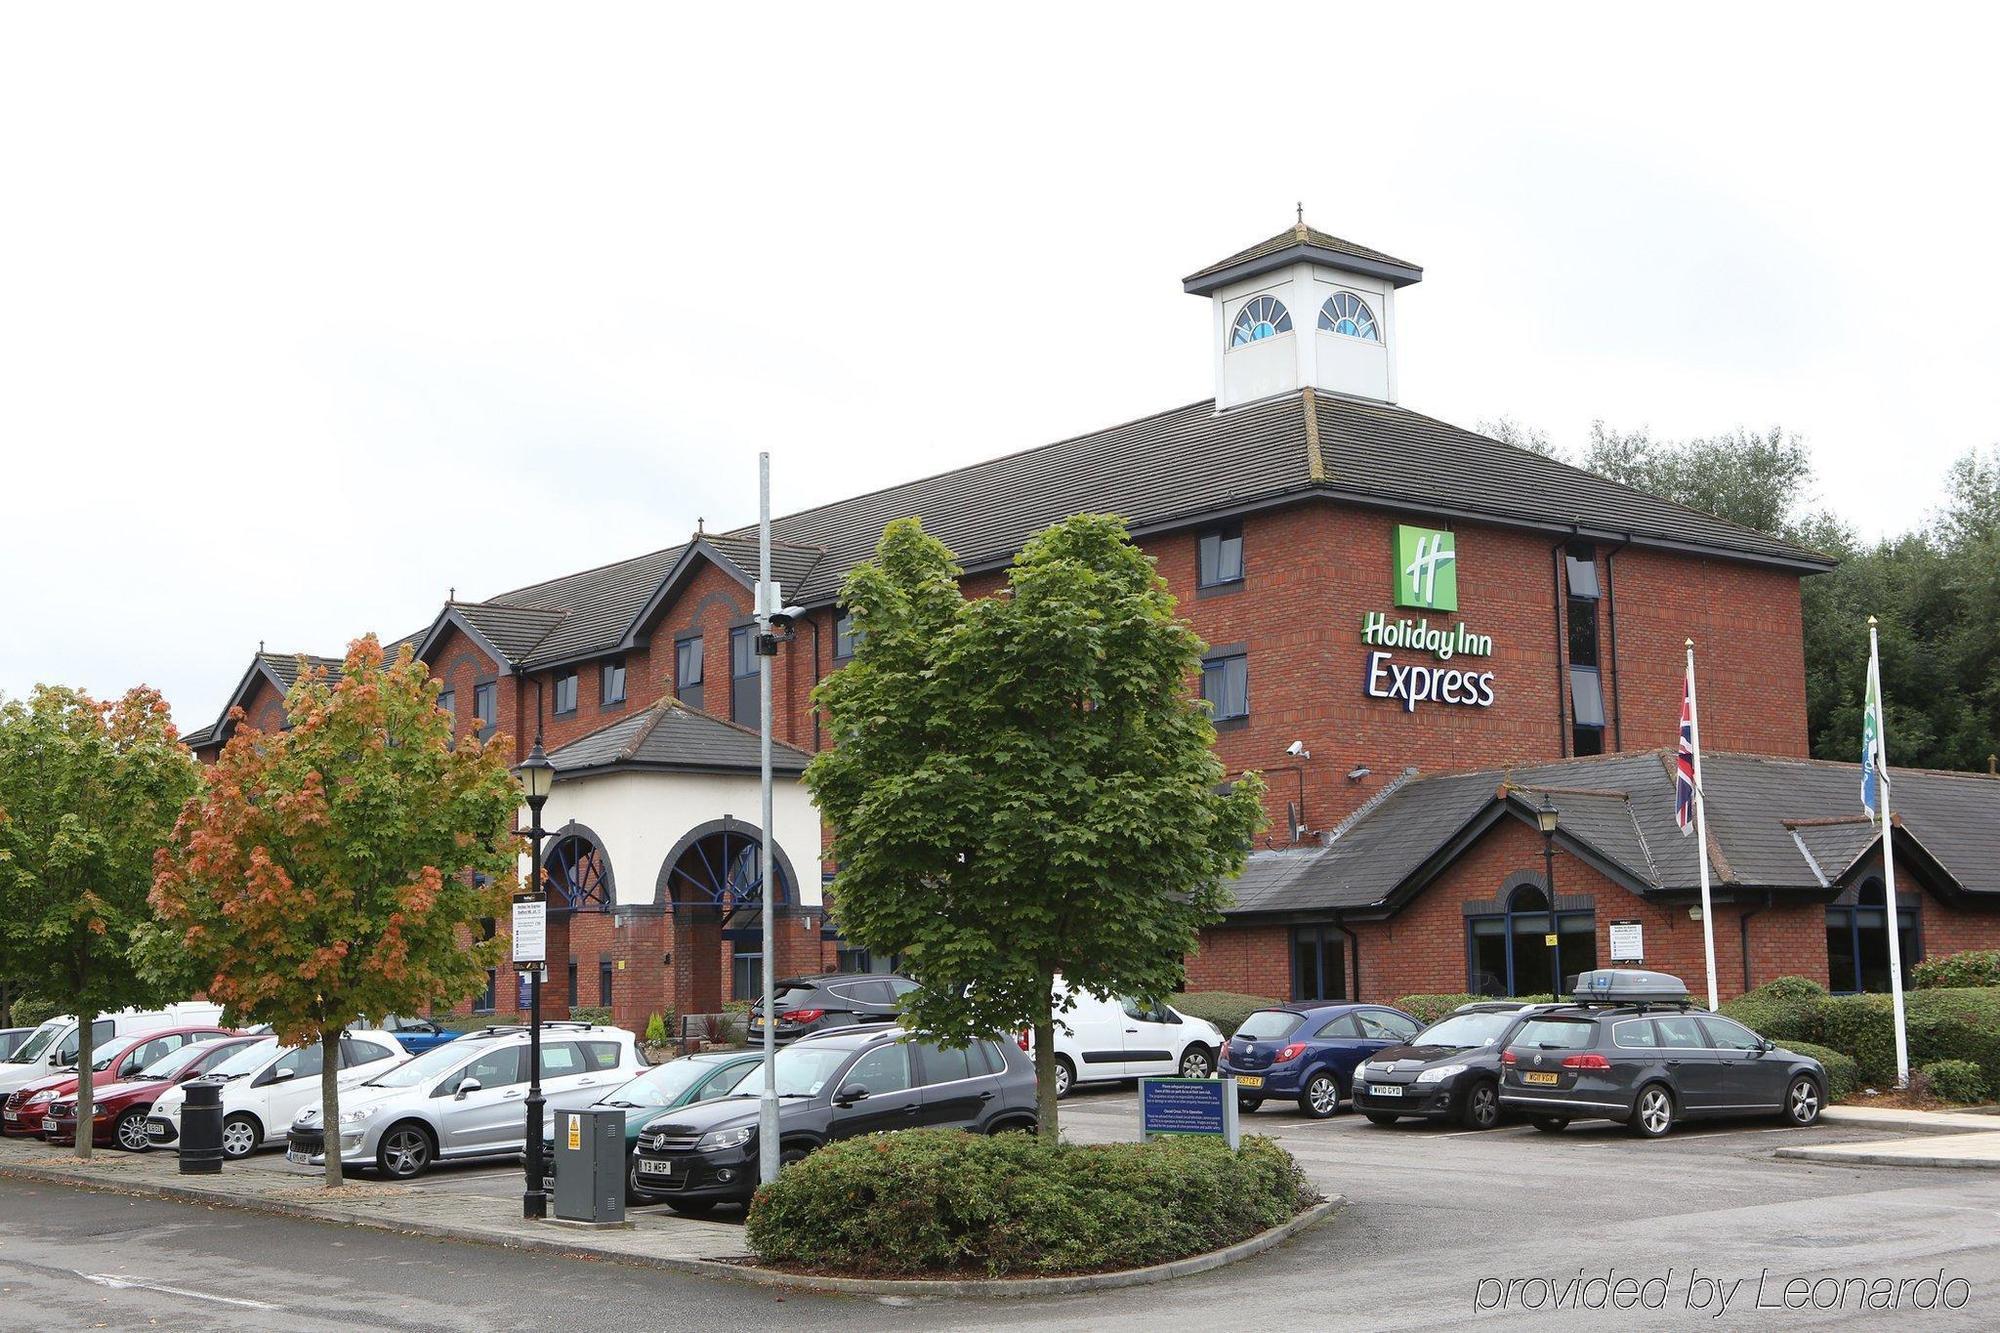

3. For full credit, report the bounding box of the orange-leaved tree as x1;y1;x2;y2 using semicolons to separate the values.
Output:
152;636;518;1186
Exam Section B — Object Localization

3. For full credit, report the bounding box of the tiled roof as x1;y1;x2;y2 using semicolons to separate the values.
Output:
260;651;342;692
450;602;568;662
1224;751;2000;918
487;545;688;668
547;696;811;778
1183;222;1424;292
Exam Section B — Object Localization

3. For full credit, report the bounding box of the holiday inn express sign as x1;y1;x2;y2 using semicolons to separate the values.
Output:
1365;525;1497;712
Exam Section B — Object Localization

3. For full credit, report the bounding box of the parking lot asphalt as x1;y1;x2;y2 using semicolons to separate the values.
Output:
4;1086;1999;1330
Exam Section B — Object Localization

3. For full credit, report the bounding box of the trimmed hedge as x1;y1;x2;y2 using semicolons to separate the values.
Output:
1919;1060;1988;1104
1914;950;2000;990
565;1006;615;1028
1170;991;1281;1038
1391;993;1556;1026
1722;980;2000;1091
1783;1041;1859;1101
745;1129;1317;1276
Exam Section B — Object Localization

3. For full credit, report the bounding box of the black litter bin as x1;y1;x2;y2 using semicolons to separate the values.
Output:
180;1081;224;1175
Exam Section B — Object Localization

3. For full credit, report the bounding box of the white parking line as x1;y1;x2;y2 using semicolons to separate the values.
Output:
78;1271;284;1311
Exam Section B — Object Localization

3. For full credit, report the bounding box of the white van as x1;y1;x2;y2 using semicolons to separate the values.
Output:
1027;980;1225;1098
0;1004;225;1096
148;1029;406;1159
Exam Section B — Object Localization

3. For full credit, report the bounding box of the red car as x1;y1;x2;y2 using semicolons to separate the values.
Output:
2;1027;236;1140
44;1034;260;1151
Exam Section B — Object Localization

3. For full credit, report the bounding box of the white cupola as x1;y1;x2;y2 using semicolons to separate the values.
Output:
1183;214;1422;411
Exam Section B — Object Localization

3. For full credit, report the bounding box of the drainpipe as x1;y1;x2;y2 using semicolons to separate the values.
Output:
1603;536;1629;752
1336;915;1361;1003
1739;889;1772;995
807;614;823;752
1550;538;1571;756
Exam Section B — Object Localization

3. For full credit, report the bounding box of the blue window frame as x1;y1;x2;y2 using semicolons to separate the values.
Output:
676;635;704;710
1467;884;1596;996
601;658;626;707
1198;525;1244;589
1826;878;1920;994
730;626;758;723
1229;294;1292;346
553;671;578;716
473;682;497;740
834;611;860;660
436;687;455;719
1317;291;1380;342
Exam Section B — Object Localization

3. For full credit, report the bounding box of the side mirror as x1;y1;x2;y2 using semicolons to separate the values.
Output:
455;1077;482;1099
833;1084;870;1107
1758;1038;1776;1054
271;1066;297;1082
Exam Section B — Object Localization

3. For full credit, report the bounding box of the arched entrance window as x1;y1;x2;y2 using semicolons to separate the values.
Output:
545;834;612;912
1467;882;1596;997
658;822;797;1014
1826;877;1921;994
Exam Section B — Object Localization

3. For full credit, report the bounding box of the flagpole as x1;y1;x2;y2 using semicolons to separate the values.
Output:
1868;617;1911;1088
1685;640;1720;1012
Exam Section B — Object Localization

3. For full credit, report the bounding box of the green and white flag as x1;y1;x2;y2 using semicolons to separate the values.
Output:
1861;643;1883;819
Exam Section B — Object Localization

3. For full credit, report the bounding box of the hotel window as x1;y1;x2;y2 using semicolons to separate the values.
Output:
1317;291;1380;342
834;610;861;660
1467;883;1597;997
475;919;497;1012
567;957;579;1008
598;956;614;1007
1292;926;1345;1002
676;635;704;710
1229;294;1292;346
1197;524;1244;590
731;947;761;1003
601;658;627;707
552;671;578;716
436;687;455;720
1826;878;1921;994
1200;648;1249;724
730;625;758;723
1565;544;1605;756
473;682;497;740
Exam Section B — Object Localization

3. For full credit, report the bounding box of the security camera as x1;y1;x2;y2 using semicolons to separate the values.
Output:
1285;740;1309;759
766;604;808;631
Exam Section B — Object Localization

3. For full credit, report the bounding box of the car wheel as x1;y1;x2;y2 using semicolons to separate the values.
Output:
1178;1046;1215;1079
1364;1112;1399;1127
778;1146;811;1171
1784;1075;1823;1127
1299;1072;1342;1119
1053;1056;1076;1100
1238;1096;1262;1113
379;1122;435;1179
1530;1116;1569;1133
113;1108;152;1153
220;1114;260;1159
1630;1083;1676;1138
1459;1079;1501;1131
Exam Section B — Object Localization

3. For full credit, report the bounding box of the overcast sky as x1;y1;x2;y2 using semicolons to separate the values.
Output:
4;4;1995;730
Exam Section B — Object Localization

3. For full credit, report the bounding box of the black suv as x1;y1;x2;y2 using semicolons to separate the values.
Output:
1498;969;1829;1137
628;1025;1037;1214
748;973;919;1044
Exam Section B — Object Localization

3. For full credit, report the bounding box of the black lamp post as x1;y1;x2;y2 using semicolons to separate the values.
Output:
515;740;555;1221
1536;793;1561;993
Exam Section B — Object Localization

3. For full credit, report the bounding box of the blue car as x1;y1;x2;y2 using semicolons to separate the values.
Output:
1220;1003;1423;1118
375;1015;462;1055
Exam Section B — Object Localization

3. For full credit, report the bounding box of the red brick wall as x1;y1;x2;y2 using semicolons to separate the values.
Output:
1185;923;1293;997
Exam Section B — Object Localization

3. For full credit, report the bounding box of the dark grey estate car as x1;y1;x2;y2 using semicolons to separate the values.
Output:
629;1025;1037;1214
747;973;921;1044
1498;970;1828;1137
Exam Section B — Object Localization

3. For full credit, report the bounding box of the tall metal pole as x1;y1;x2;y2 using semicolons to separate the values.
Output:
757;451;780;1185
1869;617;1911;1087
523;794;547;1219
1685;640;1720;1012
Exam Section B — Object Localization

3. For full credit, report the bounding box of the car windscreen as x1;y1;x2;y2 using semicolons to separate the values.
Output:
137;1040;233;1080
204;1038;280;1079
7;1021;66;1065
729;1044;853;1098
1513;1018;1597;1051
1233;1010;1304;1041
1415;1011;1517;1049
608;1060;717;1108
362;1039;496;1089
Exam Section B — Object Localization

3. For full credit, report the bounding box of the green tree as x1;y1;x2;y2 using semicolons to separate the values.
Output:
1581;422;1815;536
805;516;1266;1134
0;685;198;1159
151;637;518;1186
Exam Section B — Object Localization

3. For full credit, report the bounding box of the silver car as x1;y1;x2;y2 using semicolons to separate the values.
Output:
285;1023;645;1178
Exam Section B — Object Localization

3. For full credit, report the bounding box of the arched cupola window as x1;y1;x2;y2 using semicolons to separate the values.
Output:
1229;295;1292;346
1318;291;1380;342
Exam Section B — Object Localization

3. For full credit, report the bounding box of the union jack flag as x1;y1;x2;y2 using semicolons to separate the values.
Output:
1675;666;1698;836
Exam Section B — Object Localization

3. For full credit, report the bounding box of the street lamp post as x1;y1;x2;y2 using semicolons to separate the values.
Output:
1536;793;1561;993
515;740;556;1221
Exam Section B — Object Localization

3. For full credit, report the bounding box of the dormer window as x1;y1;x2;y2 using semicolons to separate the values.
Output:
1229;295;1292;346
1318;292;1379;342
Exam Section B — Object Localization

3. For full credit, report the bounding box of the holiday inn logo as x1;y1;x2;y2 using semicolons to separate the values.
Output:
1395;525;1458;611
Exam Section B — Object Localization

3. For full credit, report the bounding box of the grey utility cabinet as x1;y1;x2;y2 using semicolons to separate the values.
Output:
552;1106;626;1225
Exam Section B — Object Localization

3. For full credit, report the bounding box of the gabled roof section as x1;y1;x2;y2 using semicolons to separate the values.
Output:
194;650;342;750
546;696;811;778
1183;221;1424;294
619;534;828;650
414;601;567;673
484;543;688;670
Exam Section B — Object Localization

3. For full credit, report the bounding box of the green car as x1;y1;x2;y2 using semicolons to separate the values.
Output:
559;1051;764;1203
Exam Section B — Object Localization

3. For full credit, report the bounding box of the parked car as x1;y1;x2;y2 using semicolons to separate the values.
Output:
1027;979;1225;1098
0;1004;225;1097
45;1036;261;1150
286;1022;647;1178
1220;1002;1422;1117
4;1024;236;1138
1498;969;1829;1137
0;1029;33;1062
629;1026;1037;1215
1352;1001;1563;1129
147;1030;407;1158
372;1015;462;1055
549;1049;764;1203
747;973;921;1044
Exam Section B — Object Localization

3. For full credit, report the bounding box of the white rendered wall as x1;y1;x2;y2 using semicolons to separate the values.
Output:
527;769;823;910
1213;263;1398;408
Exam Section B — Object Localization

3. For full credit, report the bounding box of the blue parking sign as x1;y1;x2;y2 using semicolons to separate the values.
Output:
1139;1076;1240;1148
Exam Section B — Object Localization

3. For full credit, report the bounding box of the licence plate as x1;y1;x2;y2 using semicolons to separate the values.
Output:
287;1149;309;1165
1523;1071;1560;1086
637;1158;674;1177
1235;1075;1264;1090
147;1123;168;1139
41;1117;56;1131
1369;1084;1404;1098
3;1112;16;1123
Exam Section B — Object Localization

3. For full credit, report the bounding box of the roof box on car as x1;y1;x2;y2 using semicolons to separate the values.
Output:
1567;969;1692;1007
